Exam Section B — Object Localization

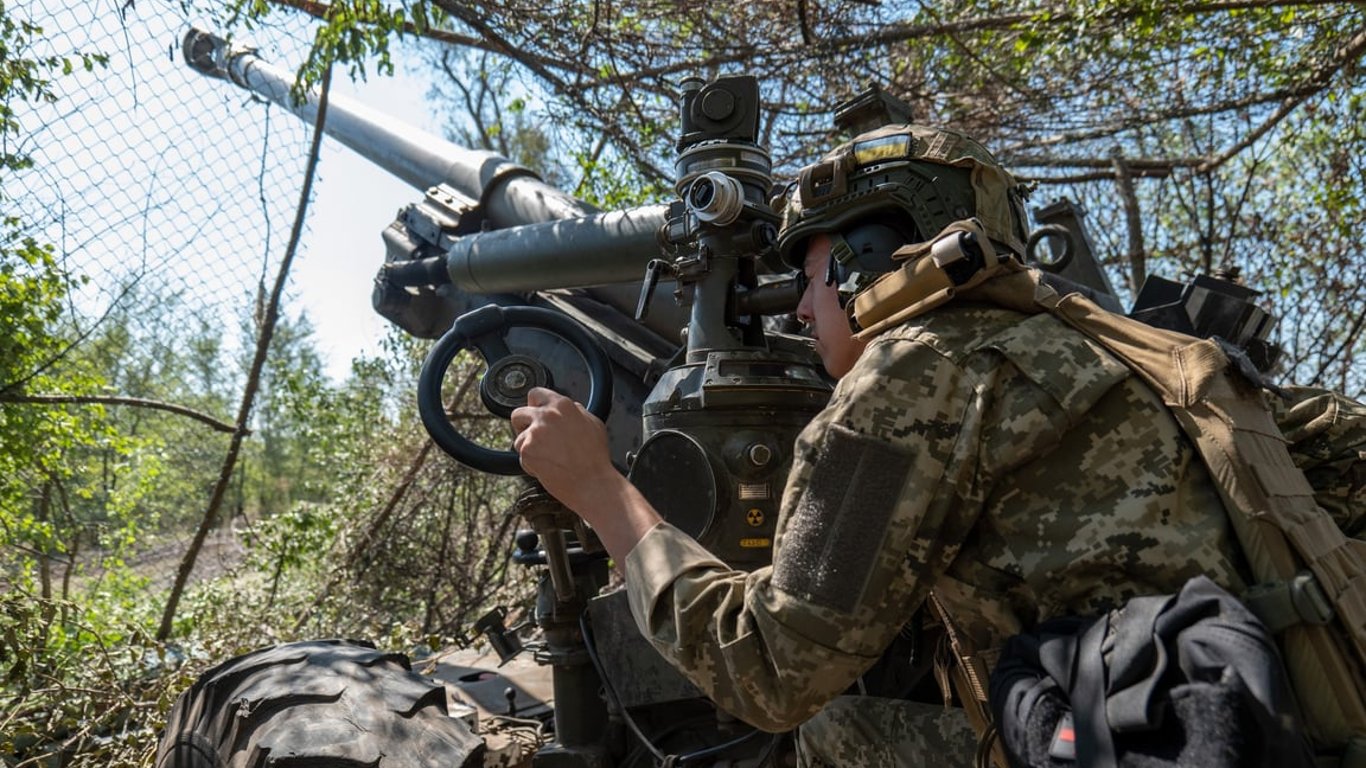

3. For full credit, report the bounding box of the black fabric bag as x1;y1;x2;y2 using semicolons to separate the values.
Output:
989;576;1313;768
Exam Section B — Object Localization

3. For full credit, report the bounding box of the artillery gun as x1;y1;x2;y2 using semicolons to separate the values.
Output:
158;29;1284;768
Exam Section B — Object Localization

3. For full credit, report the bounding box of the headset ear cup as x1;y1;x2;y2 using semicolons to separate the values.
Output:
844;219;918;275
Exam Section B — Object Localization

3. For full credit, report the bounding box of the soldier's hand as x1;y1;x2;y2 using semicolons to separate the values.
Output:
513;388;664;560
511;387;615;514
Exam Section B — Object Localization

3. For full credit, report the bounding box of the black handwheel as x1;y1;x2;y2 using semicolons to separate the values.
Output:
418;304;613;475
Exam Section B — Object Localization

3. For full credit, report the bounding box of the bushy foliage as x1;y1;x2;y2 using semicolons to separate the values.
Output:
0;9;170;765
0;7;527;764
0;2;121;564
239;331;528;647
4;310;532;765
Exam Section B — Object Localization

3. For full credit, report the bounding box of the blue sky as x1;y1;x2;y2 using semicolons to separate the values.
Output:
287;46;441;380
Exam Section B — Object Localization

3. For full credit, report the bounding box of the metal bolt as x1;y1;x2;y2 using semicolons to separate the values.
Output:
747;443;773;467
500;367;529;391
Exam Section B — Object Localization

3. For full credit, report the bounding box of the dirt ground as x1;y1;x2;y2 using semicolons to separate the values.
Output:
69;523;249;594
133;525;248;590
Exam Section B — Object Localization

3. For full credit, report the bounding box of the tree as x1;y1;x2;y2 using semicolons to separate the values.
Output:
244;311;333;517
0;0;116;602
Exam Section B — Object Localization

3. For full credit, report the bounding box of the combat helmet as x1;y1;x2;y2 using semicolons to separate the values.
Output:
774;124;1029;289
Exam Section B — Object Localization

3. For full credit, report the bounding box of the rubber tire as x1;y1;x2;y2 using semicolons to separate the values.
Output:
155;639;484;768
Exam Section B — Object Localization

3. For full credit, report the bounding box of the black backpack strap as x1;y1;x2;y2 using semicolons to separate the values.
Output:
1072;612;1118;768
1104;594;1177;732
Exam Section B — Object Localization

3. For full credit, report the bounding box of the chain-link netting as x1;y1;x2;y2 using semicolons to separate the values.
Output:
1;0;529;734
14;1;319;319
8;0;323;591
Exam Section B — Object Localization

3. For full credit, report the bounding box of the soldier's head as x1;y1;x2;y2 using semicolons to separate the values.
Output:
778;124;1027;377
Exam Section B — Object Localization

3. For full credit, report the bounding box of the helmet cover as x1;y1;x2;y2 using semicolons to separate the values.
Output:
775;124;1028;273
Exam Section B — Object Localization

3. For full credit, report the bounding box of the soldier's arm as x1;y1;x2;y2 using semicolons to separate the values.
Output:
622;336;985;731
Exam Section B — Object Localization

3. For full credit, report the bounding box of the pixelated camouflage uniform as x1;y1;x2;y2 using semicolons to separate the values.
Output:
1268;386;1366;538
623;280;1249;766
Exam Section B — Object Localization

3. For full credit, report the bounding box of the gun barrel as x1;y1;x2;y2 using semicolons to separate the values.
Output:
182;27;591;227
183;27;687;351
446;206;670;292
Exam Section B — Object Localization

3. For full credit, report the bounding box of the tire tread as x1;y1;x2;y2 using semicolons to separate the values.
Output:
156;640;482;768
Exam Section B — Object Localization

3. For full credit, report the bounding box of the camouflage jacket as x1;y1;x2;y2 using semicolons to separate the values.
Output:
623;299;1248;732
1268;386;1366;538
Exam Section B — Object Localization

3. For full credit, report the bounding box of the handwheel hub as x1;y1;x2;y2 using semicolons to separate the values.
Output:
482;355;550;417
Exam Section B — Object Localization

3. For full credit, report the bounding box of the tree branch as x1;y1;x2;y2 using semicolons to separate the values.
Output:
156;60;336;642
606;0;1351;84
1111;153;1147;292
1000;83;1330;153
0;394;241;434
267;0;592;78
1007;155;1205;170
1016;167;1178;183
434;1;673;186
1197;25;1366;173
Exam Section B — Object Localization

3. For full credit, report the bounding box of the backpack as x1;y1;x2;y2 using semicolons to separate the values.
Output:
1030;277;1366;758
990;576;1313;768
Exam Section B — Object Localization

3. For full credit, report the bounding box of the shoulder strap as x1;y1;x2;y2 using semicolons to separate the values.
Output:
1037;287;1366;752
928;591;1009;768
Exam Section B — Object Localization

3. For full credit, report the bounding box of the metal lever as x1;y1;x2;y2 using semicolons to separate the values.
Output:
635;259;670;321
474;606;524;664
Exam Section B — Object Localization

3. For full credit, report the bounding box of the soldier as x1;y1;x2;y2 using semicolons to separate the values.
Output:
511;124;1252;766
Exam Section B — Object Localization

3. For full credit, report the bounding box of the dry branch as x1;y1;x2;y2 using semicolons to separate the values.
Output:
268;0;591;77
1197;25;1366;173
1111;154;1147;291
156;62;336;642
0;394;241;434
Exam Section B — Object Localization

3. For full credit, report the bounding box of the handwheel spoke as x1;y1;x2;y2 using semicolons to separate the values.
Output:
468;332;512;363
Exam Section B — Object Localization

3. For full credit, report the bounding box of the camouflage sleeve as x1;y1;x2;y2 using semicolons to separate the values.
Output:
623;335;984;731
1267;385;1366;537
